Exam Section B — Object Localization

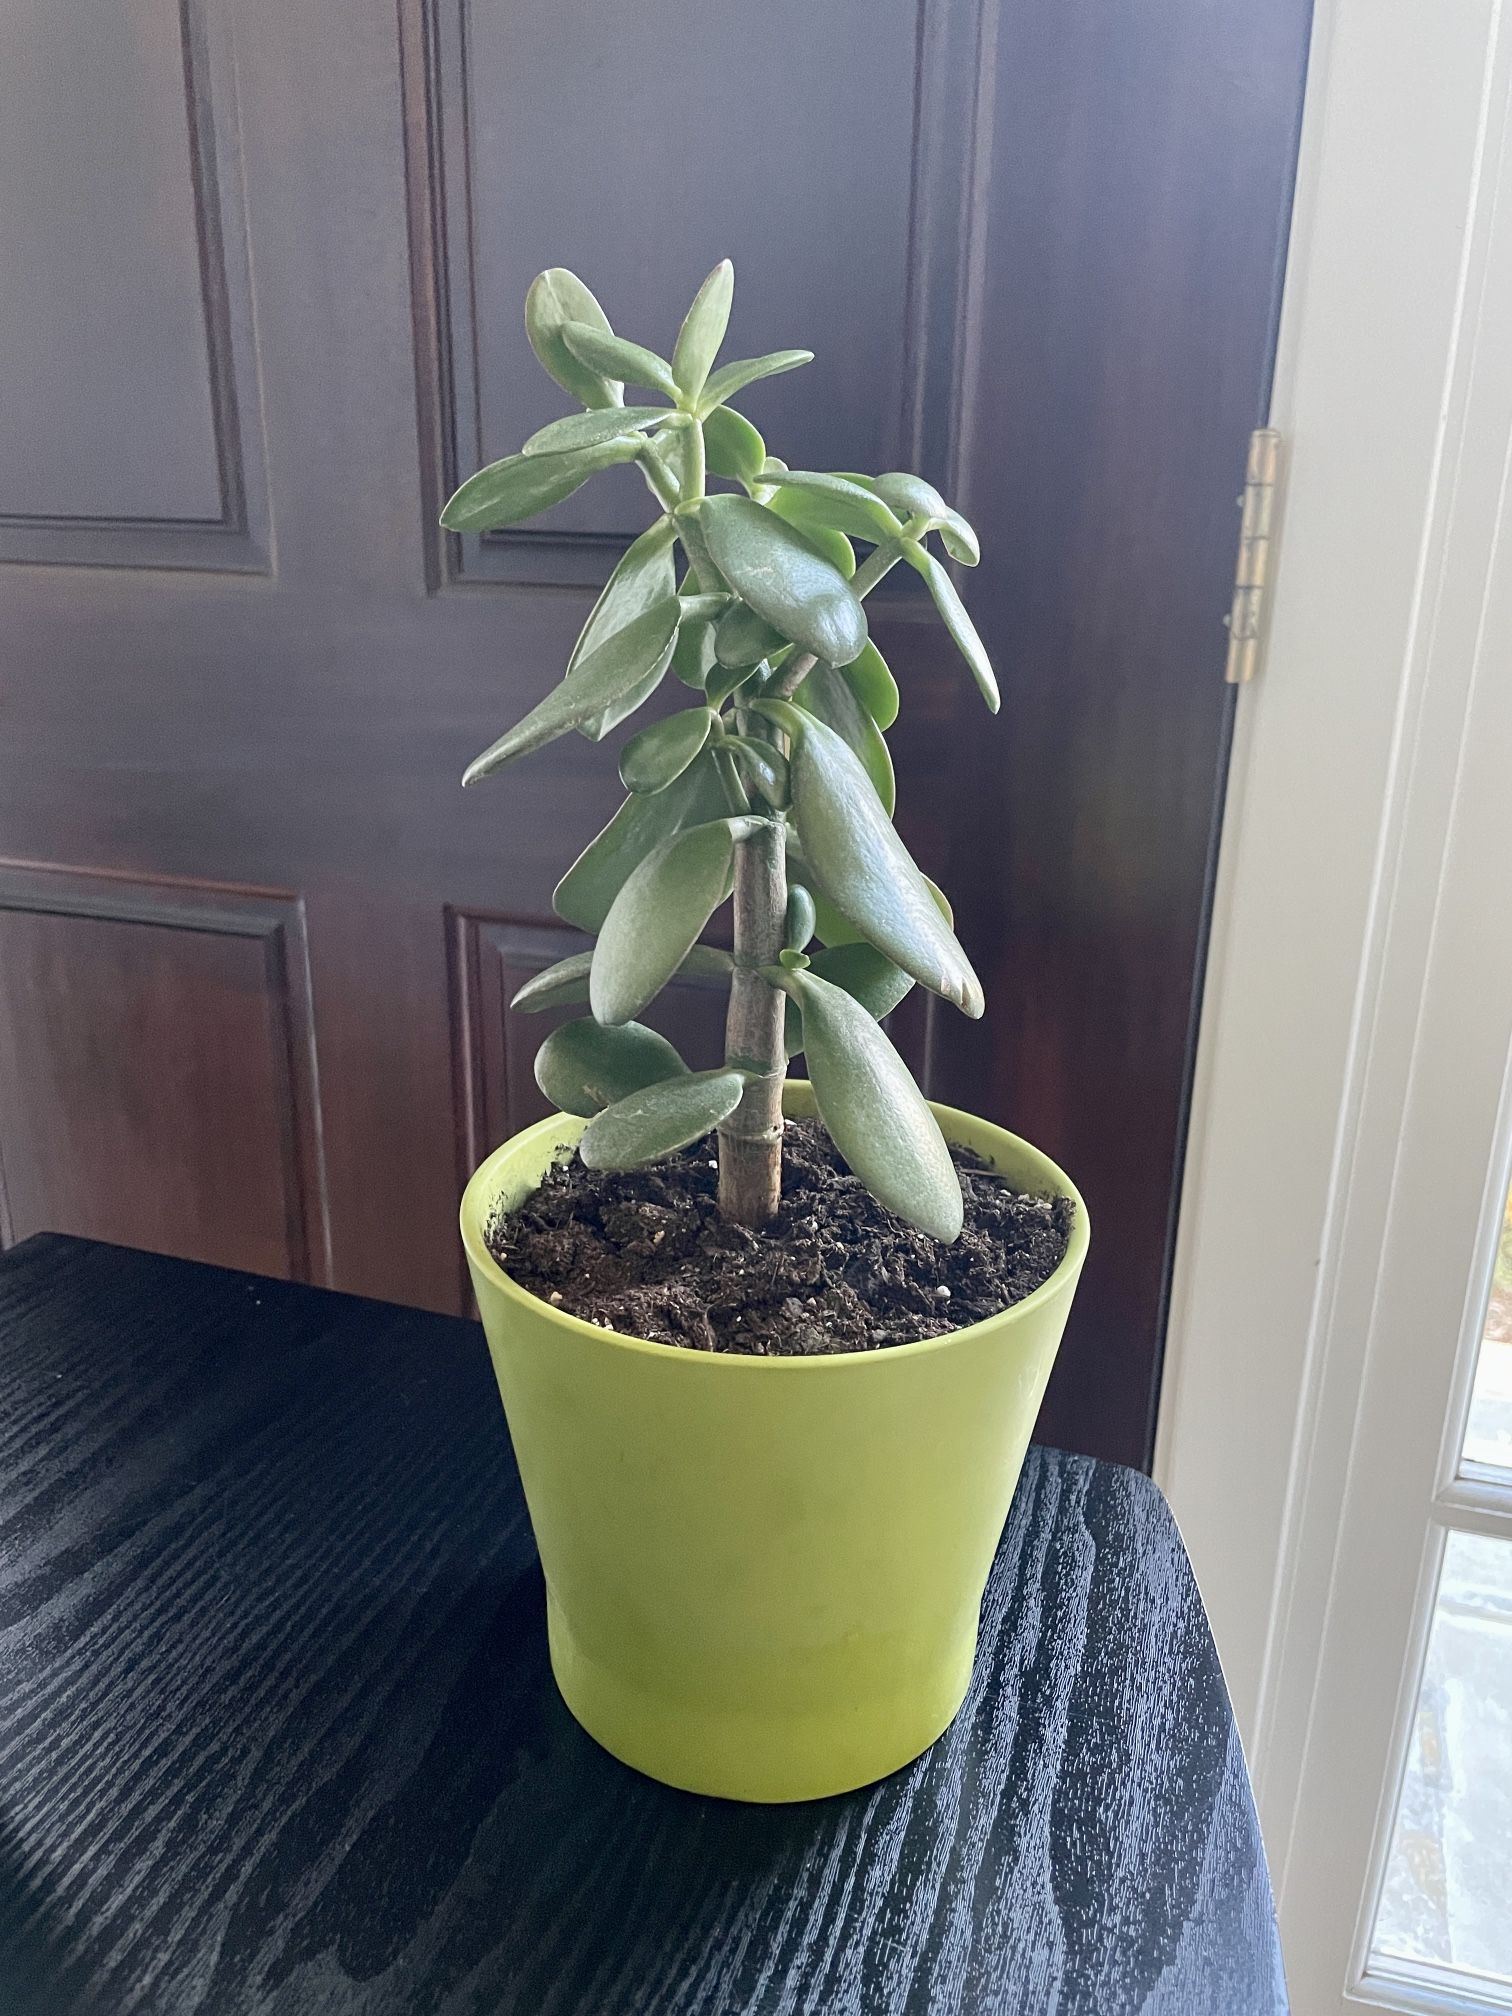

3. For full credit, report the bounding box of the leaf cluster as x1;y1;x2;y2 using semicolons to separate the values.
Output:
444;262;999;1240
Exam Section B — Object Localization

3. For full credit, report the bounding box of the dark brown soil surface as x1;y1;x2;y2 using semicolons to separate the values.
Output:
487;1118;1074;1355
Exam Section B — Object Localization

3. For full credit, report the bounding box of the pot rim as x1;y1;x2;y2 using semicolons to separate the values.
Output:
460;1087;1090;1370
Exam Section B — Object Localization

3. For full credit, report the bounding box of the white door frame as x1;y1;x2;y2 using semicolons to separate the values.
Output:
1156;0;1512;2002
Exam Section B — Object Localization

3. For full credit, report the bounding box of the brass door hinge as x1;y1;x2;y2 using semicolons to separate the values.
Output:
1224;428;1282;684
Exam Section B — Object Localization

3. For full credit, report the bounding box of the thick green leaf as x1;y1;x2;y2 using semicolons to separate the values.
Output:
580;1069;747;1171
775;969;962;1240
715;600;787;669
534;1017;687;1118
464;598;679;784
705;658;759;710
698;495;867;668
562;322;679;401
784;883;816;952
672;260;734;401
571;520;678;673
591;819;744;1024
523;405;670;456
671;614;718;690
512;949;598;1015
576;658;668;744
811;940;915;1019
800;524;857;578
703;405;766;484
901;544;999;711
793;661;895;815
870;472;980;565
763;471;902;542
525;269;623;410
441;438;642;533
868;471;946;520
722;735;789;809
554;751;729;930
650;415;699;499
783;940;915;1056
699;350;813;414
672;505;724;591
764;489;857;577
840;640;899;729
619;707;717;793
568;517;679;739
758;700;982;1015
807;868;953;951
512;942;732;1014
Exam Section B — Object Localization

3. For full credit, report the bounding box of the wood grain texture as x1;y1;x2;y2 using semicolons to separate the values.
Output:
0;1236;1286;2015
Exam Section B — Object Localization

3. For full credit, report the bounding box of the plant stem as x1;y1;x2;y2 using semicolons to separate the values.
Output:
718;816;788;1227
711;532;914;1226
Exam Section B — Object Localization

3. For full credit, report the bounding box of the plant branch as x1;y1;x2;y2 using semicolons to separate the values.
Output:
718;817;788;1227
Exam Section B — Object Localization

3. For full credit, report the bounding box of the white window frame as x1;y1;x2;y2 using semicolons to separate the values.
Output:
1156;0;1512;2008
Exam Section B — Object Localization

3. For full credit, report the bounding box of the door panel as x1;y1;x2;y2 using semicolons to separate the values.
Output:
0;868;325;1282
0;0;268;571
0;0;1312;1467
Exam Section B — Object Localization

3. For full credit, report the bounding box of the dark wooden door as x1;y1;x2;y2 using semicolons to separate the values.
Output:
0;0;1310;1468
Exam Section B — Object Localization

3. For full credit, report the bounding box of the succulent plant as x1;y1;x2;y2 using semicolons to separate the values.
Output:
445;261;998;1240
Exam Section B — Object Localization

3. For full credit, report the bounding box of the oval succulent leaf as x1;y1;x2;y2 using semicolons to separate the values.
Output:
441;438;643;533
576;658;670;745
808;869;954;953
775;970;963;1241
764;470;903;542
702;405;766;484
764;492;857;578
511;941;732;1014
591;818;743;1024
534;1017;688;1119
650;415;700;497
869;471;948;522
525;268;624;410
523;405;670;456
705;658;761;711
869;471;981;566
554;750;729;930
580;1069;747;1171
784;882;817;952
619;707;716;794
571;520;677;669
699;495;867;668
840;640;900;730
810;941;916;1021
510;949;597;1015
562;322;679;401
671;613;718;691
715;599;787;669
793;660;895;815
758;701;982;1015
464;597;679;785
722;735;790;809
935;512;981;567
672;260;734;401
902;544;1000;711
783;939;916;1057
698;349;814;414
569;517;679;739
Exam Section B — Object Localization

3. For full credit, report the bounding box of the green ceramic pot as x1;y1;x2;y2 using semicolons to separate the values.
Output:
460;1081;1088;1802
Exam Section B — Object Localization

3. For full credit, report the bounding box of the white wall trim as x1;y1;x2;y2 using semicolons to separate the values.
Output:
1155;0;1512;1916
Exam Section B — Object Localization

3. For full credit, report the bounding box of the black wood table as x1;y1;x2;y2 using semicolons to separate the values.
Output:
0;1235;1286;2015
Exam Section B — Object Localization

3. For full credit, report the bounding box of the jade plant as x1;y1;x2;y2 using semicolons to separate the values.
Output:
444;262;998;1241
